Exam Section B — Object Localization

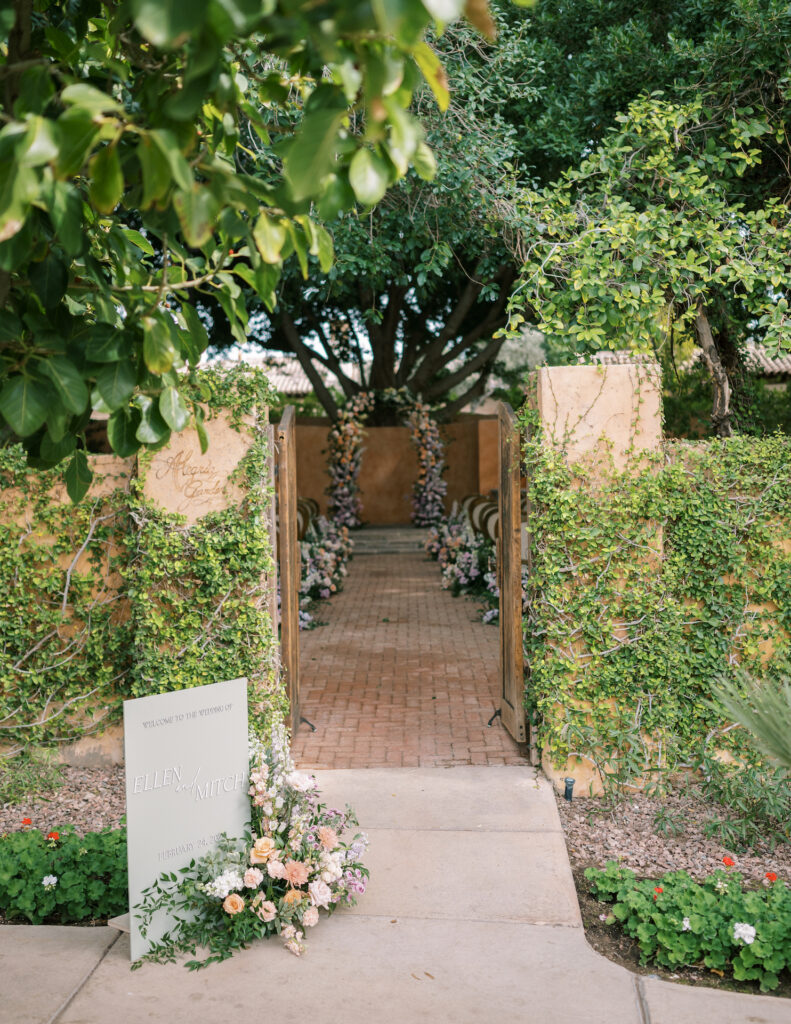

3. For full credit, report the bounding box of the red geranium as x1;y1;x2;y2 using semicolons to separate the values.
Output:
722;856;735;868
766;871;778;883
47;831;59;841
653;886;663;900
21;817;32;826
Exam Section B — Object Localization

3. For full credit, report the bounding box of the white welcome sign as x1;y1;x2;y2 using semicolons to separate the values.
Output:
123;677;249;961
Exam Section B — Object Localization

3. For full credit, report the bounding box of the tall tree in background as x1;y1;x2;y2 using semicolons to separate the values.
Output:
0;0;487;495
239;3;538;422
507;0;791;433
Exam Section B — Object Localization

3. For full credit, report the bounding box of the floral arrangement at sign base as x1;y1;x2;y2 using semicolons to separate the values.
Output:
586;857;791;992
135;722;368;968
326;392;374;529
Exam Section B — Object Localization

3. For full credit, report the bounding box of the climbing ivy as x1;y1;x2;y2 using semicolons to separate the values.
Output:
0;448;132;753
0;366;286;751
128;367;285;735
522;415;791;789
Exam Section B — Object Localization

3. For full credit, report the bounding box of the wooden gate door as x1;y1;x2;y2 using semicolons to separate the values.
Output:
277;406;300;736
497;402;527;744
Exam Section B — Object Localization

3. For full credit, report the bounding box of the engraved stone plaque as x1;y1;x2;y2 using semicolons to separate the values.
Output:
123;678;249;960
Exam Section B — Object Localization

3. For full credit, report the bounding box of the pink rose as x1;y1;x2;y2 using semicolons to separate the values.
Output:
267;859;286;879
309;880;332;909
256;899;277;923
303;906;319;927
243;867;264;888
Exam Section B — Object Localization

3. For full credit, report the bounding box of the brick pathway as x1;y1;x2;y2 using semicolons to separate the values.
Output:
292;530;528;769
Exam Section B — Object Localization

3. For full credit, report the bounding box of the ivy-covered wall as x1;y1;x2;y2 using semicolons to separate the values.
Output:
0;367;284;756
523;425;791;792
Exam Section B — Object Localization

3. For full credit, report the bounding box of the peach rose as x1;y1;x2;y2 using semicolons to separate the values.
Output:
250;837;276;864
222;893;245;915
284;860;310;887
283;888;303;906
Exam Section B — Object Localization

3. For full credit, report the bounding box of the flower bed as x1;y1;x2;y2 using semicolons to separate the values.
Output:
0;822;127;924
586;859;791;992
136;722;368;967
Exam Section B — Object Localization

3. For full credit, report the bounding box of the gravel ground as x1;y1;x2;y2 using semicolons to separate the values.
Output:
557;790;791;885
3;767;790;891
0;766;125;837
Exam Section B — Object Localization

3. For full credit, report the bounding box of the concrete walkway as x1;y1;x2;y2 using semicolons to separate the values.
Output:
2;767;788;1024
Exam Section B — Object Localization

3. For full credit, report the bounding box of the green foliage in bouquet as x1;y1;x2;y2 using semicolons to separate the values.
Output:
134;723;369;969
586;861;791;992
0;824;126;924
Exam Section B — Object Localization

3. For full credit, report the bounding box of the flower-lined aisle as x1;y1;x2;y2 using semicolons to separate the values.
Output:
298;515;353;629
136;722;368;967
325;392;374;529
425;507;529;624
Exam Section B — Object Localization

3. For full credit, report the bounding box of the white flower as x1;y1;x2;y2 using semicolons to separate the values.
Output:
286;771;316;792
205;869;245;899
309;880;332;909
41;875;58;889
733;922;756;945
682;917;691;932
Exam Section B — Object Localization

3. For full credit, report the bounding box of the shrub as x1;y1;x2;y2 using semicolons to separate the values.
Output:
587;861;791;992
0;825;126;924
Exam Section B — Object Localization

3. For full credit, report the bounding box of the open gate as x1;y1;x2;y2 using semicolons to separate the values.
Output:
497;402;528;746
276;406;301;736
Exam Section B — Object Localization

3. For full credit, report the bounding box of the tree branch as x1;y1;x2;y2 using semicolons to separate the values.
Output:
695;301;733;437
279;311;340;420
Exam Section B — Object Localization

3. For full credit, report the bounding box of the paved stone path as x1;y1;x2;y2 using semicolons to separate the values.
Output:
292;528;527;769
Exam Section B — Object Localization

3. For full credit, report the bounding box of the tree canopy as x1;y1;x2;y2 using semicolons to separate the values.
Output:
235;3;537;422
0;0;491;496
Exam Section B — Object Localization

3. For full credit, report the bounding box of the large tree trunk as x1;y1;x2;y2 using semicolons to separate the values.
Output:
695;302;733;437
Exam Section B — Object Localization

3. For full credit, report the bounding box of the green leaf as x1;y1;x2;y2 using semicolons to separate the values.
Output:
194;404;209;454
159;386;190;431
143;316;176;374
29;253;68;310
0;376;49;436
135;396;170;444
47;182;83;256
55;110;100;178
40;356;89;414
137;136;172;208
89;146;123;214
95;360;136;410
18;117;60;168
131;0;210;48
283;106;346;202
121;228;155;256
84;324;126;363
315;224;334;273
107;405;142;457
64;449;92;503
413;43;450;112
348;148;390;206
149;131;193;191
60;83;122;116
412;141;437;181
40;429;76;465
180;303;209;362
173;185;219;248
252;213;286;264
